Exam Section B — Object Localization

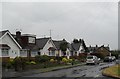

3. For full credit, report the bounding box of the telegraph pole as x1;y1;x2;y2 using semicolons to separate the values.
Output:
49;29;52;38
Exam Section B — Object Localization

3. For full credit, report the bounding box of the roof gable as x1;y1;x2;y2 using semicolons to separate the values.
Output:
0;30;22;49
36;37;50;49
87;45;110;52
53;40;70;50
71;43;81;51
53;40;62;49
97;46;110;52
0;30;9;38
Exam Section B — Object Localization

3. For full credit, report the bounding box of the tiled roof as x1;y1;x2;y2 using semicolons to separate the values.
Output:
53;40;63;50
33;37;50;50
87;45;110;52
53;40;71;50
71;43;81;51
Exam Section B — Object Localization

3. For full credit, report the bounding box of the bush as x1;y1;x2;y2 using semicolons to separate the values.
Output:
30;61;36;65
35;55;50;63
68;59;73;63
12;57;27;71
6;61;13;69
49;56;56;60
79;53;87;59
62;58;68;63
111;51;119;59
50;59;54;63
26;61;31;65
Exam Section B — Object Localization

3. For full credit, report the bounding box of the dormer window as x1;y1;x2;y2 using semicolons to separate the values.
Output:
28;37;35;44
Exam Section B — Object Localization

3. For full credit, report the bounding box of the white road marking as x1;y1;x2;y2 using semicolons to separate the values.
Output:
94;75;100;77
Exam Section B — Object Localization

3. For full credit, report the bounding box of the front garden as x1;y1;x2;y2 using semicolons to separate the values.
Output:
2;54;87;72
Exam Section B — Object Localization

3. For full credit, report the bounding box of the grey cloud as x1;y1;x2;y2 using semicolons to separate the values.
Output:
2;2;118;50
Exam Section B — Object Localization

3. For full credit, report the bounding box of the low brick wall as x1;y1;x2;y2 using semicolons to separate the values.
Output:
0;57;10;63
21;57;36;61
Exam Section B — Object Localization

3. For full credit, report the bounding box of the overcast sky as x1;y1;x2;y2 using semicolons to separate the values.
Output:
1;2;118;50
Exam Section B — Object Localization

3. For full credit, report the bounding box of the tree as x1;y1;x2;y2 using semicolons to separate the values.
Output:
73;39;79;43
81;39;88;52
60;41;68;56
79;39;82;43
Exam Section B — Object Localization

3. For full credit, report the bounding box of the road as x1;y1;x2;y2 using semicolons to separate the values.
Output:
23;62;116;78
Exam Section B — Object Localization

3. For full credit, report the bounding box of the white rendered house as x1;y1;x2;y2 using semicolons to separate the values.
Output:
0;30;22;58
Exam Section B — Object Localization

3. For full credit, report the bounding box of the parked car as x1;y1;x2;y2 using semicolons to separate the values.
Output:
116;59;120;64
111;56;116;61
86;55;99;65
104;56;112;62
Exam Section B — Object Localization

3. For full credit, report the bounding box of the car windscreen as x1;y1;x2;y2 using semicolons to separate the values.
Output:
87;56;93;59
104;57;109;59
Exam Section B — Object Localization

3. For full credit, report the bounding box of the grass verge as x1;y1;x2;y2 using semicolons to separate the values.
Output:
102;64;120;78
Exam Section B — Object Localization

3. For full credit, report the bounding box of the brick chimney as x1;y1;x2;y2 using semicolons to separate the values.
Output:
16;31;21;38
16;31;21;44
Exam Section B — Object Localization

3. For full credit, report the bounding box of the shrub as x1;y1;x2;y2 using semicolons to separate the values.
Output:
30;61;36;65
6;61;13;69
56;56;62;62
62;58;68;63
68;59;73;63
79;53;87;59
35;55;50;63
111;51;119;59
50;59;54;63
26;61;31;65
12;57;27;71
49;56;56;60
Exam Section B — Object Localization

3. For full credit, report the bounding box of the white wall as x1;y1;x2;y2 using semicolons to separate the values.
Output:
0;34;20;58
78;44;85;53
41;39;56;56
58;48;71;57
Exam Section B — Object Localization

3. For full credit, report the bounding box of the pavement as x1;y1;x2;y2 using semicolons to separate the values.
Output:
2;63;85;78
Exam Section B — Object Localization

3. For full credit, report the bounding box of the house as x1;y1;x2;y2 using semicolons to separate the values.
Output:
95;45;110;56
13;31;36;57
71;39;87;56
13;31;57;57
32;37;57;57
87;45;110;53
87;45;98;53
0;30;22;58
53;39;72;58
87;45;110;57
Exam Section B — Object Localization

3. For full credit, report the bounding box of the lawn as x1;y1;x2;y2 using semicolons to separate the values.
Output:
102;64;120;78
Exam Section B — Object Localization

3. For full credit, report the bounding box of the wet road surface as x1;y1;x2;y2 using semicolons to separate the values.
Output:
23;62;116;78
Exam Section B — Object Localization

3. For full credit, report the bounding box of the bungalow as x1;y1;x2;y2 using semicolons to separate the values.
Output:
87;45;110;53
87;45;110;57
53;39;72;58
32;37;57;57
0;30;22;58
13;31;57;57
12;31;36;57
71;39;87;56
